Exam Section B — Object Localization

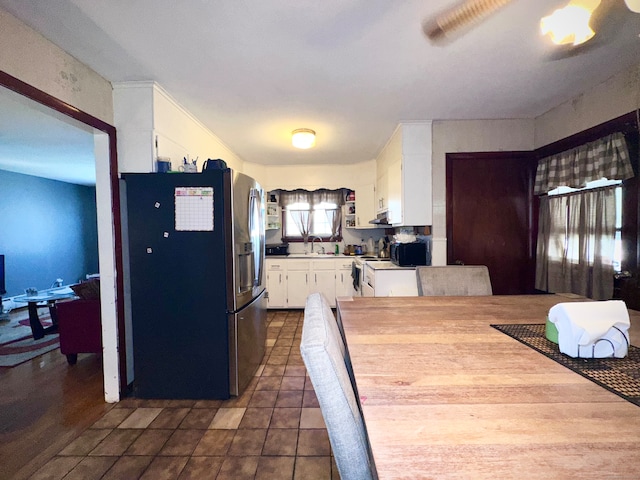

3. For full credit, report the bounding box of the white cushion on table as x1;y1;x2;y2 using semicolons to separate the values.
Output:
548;300;630;358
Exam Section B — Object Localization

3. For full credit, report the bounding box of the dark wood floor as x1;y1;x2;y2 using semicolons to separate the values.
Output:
0;348;110;479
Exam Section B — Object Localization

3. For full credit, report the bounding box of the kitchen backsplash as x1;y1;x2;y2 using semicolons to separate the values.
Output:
265;228;387;255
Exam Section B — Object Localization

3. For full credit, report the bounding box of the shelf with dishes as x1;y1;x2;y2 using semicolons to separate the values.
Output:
344;197;356;228
266;201;281;230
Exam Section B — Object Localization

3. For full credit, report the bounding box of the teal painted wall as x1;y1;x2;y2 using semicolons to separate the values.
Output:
0;170;98;296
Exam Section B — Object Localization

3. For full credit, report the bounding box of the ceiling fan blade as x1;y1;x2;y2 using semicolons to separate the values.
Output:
423;0;514;42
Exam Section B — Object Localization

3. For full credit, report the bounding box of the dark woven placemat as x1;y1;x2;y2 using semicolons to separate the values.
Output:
491;323;640;407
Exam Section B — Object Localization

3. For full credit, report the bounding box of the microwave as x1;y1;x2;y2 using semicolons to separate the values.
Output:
265;243;289;256
390;242;430;267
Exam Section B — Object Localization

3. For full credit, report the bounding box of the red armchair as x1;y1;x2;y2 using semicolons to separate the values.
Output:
56;299;102;364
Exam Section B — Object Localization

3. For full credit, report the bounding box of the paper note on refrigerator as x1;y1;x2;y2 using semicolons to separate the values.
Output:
174;187;214;231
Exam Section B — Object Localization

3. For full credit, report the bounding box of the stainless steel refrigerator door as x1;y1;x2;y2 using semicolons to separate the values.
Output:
228;289;267;396
230;172;265;312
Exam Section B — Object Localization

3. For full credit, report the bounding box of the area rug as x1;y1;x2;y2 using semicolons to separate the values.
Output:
491;323;640;407
0;307;52;346
0;334;60;367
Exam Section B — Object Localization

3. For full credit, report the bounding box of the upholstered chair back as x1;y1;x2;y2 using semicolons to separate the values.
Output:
416;265;493;296
300;293;377;480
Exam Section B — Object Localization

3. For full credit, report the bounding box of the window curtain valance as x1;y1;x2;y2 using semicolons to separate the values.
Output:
534;132;633;195
276;188;347;208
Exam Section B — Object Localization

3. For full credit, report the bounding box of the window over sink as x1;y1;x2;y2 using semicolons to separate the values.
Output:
276;188;347;242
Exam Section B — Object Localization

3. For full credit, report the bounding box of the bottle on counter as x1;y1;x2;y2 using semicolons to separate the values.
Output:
335;243;340;255
366;237;374;255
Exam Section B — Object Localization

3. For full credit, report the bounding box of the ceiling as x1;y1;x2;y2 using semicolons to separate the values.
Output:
0;85;96;185
1;0;640;183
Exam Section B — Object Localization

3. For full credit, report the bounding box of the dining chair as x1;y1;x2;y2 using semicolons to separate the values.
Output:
300;293;378;480
415;265;493;296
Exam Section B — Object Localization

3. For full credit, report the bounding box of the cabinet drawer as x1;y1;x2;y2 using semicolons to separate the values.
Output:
286;260;311;270
312;260;335;271
267;262;285;271
336;260;354;270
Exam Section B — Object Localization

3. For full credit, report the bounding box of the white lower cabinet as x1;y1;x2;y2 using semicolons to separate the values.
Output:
286;260;311;308
266;260;287;308
335;259;356;298
309;260;336;304
266;257;354;308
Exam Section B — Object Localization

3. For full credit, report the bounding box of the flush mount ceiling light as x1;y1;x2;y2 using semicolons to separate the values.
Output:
540;0;601;46
626;0;640;13
291;128;316;149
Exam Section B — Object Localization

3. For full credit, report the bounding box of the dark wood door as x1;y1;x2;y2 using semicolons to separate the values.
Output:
446;152;538;295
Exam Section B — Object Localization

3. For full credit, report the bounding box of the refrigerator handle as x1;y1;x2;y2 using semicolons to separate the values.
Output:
248;188;263;288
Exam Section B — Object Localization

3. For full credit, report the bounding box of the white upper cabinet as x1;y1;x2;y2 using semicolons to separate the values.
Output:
376;122;432;227
387;159;402;224
376;169;388;213
355;184;376;228
344;185;377;230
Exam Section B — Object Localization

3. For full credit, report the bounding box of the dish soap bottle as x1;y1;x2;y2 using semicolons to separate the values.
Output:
335;243;340;255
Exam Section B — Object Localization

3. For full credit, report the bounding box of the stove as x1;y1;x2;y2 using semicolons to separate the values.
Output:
352;256;386;296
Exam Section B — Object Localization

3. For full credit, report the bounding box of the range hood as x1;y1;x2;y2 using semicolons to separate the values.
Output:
369;211;390;225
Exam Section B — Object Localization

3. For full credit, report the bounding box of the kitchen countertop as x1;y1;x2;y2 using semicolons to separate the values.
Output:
365;260;416;270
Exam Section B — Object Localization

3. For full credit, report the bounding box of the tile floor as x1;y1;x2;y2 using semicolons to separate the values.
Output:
28;310;340;480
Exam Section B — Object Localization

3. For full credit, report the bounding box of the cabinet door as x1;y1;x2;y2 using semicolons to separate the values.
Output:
311;270;336;307
376;170;388;213
402;153;432;226
355;184;375;228
266;270;286;308
265;260;286;308
287;270;310;308
387;159;402;224
335;267;356;298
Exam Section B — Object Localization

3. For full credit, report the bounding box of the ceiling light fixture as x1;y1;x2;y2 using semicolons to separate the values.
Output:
625;0;640;13
540;0;601;46
291;128;316;149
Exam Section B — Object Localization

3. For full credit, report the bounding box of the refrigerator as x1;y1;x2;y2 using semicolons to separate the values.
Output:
122;169;267;399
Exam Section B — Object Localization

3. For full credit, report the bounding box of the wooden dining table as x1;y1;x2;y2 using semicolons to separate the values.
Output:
336;294;640;480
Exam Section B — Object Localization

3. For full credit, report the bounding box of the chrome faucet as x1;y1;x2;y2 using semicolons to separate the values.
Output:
311;236;325;254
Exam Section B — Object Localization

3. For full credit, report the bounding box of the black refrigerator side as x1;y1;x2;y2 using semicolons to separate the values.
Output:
122;171;231;399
